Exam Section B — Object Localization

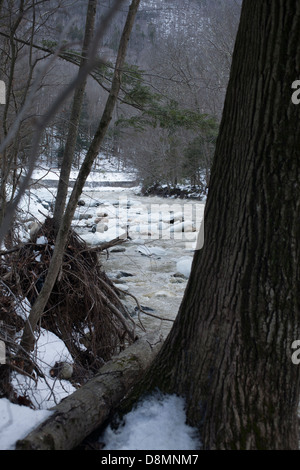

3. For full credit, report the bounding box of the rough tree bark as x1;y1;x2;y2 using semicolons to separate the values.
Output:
19;0;141;354
122;0;300;450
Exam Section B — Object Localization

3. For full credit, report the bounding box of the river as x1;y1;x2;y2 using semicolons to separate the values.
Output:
70;185;205;337
27;164;205;337
14;173;206;410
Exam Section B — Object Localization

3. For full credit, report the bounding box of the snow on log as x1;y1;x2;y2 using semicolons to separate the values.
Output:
15;330;165;450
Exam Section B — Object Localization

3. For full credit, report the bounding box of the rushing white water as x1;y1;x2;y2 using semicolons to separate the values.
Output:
23;165;205;336
72;186;205;336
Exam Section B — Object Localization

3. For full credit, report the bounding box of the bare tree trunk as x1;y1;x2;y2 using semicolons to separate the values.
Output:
0;0;126;248
0;2;25;227
52;0;97;234
122;0;300;450
19;0;141;355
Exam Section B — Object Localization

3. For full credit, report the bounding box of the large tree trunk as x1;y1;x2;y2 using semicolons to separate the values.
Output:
125;0;300;450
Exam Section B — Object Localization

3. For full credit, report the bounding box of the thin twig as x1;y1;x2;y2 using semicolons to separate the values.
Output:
6;361;38;384
0;245;23;256
119;288;175;323
97;275;146;332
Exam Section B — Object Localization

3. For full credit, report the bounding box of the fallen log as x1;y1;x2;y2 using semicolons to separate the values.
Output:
15;330;165;450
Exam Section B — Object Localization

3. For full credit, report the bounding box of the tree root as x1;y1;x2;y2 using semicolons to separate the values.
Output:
1;217;139;384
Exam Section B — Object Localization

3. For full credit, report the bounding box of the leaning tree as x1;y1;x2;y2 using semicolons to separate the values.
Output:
124;0;300;450
19;0;141;355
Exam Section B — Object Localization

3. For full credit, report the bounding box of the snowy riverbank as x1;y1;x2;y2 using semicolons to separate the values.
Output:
0;163;205;450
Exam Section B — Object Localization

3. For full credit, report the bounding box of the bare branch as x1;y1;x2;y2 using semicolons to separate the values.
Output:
0;0;126;246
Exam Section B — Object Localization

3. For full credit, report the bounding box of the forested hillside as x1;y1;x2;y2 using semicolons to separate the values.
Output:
0;0;242;197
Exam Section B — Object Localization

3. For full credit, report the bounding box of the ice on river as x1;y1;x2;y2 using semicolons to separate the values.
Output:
20;175;205;334
70;189;204;333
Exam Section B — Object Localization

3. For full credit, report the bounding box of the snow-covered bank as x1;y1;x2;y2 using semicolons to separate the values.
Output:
0;164;205;450
0;390;201;451
0;327;76;450
31;155;137;186
0;399;52;450
100;391;200;450
141;182;207;200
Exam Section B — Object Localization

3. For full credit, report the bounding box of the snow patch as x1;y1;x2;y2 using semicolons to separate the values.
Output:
0;398;52;450
36;236;48;245
11;328;76;411
176;257;193;278
101;391;200;450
